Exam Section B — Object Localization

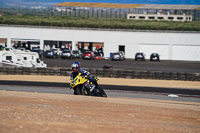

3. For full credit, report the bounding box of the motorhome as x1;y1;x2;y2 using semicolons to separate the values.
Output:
0;50;47;68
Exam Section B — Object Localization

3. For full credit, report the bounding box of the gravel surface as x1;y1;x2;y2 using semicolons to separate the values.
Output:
0;91;200;133
0;75;200;132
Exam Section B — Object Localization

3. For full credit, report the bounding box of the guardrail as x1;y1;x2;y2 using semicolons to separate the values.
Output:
0;67;199;81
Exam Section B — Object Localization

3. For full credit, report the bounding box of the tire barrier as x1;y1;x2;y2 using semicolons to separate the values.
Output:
0;67;199;81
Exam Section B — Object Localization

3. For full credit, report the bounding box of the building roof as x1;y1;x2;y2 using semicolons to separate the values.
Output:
54;2;144;8
54;2;200;10
138;4;200;10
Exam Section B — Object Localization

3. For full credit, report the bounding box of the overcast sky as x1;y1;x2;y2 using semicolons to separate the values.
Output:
0;0;200;8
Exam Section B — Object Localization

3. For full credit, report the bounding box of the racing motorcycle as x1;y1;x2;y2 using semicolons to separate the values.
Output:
70;73;107;97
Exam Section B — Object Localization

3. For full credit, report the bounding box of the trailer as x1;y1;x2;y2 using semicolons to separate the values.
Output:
0;50;47;68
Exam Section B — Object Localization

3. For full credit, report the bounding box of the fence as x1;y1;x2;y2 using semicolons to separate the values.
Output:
1;7;199;20
0;67;199;81
0;7;128;18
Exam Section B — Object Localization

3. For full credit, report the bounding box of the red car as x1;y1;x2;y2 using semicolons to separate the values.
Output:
82;51;95;60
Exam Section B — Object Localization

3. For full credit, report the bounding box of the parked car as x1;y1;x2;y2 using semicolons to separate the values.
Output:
51;48;62;56
103;64;114;70
61;49;74;59
31;49;44;58
0;45;3;50
17;47;26;51
150;53;160;61
44;49;59;58
135;52;145;61
111;52;124;61
72;50;82;58
82;51;95;60
119;51;126;60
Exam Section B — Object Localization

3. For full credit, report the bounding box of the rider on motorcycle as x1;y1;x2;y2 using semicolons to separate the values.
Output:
70;62;99;88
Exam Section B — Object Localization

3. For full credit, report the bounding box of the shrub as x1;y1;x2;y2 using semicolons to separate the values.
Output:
0;15;200;31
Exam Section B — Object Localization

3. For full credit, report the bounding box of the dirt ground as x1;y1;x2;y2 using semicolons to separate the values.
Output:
0;75;200;133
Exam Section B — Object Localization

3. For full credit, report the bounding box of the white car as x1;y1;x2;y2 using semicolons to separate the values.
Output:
111;52;124;61
51;48;62;56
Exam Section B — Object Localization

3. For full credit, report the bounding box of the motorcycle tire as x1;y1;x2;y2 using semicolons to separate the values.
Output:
74;86;85;95
97;86;107;97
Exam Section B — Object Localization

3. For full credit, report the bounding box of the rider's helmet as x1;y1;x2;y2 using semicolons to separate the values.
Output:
71;62;80;72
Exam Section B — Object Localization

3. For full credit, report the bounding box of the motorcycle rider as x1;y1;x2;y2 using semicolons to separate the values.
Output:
70;62;99;89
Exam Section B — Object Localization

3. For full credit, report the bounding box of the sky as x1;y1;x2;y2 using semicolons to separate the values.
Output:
0;0;200;9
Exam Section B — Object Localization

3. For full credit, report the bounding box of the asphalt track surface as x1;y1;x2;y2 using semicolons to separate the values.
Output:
42;58;200;73
1;80;200;97
0;81;200;103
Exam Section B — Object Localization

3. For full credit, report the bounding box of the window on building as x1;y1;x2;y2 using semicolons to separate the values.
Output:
139;16;145;19
149;16;155;19
158;17;164;19
185;10;191;15
129;16;135;19
119;45;125;53
24;57;27;60
139;9;145;14
168;17;174;20
177;17;183;20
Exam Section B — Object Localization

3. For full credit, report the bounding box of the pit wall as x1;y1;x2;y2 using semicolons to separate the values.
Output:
0;67;199;81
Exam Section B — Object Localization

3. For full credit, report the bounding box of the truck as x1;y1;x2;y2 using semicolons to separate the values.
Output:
0;50;47;68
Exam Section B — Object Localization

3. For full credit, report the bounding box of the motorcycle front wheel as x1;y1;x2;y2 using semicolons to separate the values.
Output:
74;86;85;95
97;86;107;97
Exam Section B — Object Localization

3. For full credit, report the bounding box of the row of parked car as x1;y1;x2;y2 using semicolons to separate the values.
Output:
135;52;160;61
31;48;160;61
31;48;98;60
111;52;160;61
31;48;82;59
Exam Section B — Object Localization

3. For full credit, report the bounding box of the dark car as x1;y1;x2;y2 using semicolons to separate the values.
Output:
72;50;82;58
150;53;160;61
61;49;74;59
135;52;145;61
103;64;114;70
44;49;59;58
82;51;95;60
31;49;44;58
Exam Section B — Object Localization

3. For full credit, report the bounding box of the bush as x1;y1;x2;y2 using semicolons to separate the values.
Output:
0;15;200;31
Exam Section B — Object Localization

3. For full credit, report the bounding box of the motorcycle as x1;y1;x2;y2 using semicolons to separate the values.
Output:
70;73;107;97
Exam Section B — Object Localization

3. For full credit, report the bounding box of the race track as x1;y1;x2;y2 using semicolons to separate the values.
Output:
0;80;200;103
42;58;200;73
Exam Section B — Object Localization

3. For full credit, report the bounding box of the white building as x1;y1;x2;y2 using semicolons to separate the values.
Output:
0;25;200;61
127;4;200;22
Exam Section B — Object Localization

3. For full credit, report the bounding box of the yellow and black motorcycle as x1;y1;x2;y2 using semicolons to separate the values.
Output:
70;73;107;97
